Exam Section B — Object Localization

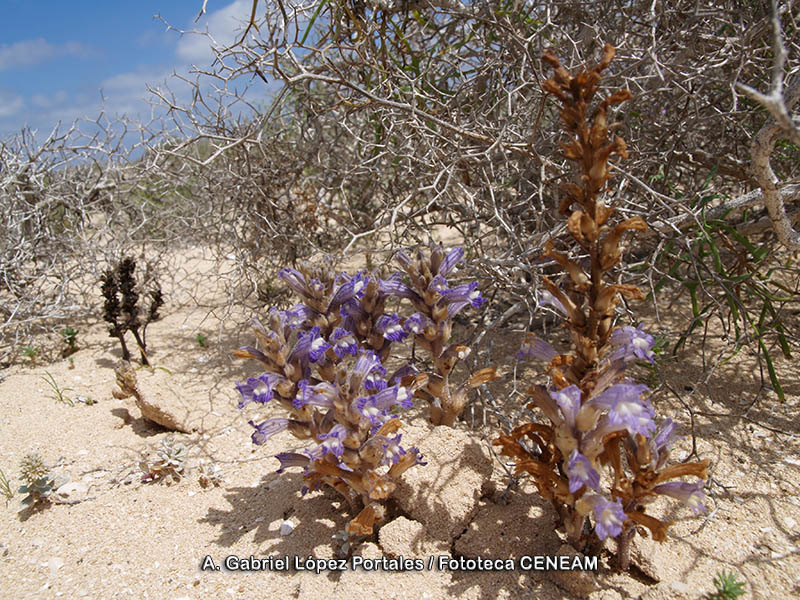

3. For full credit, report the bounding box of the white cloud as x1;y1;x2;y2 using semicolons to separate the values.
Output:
0;90;24;118
31;90;68;109
176;0;254;64
0;38;93;71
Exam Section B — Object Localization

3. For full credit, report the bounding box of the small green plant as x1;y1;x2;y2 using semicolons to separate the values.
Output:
709;570;746;600
140;436;187;484
23;345;39;365
17;453;69;507
41;371;74;405
195;332;208;347
198;463;223;488
61;327;78;355
0;467;14;506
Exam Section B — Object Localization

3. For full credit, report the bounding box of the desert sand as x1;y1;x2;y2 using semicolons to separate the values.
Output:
1;247;798;600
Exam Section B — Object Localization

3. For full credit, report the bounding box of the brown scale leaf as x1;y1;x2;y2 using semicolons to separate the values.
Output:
544;241;589;288
625;510;672;542
652;459;710;485
347;504;376;536
601;216;648;271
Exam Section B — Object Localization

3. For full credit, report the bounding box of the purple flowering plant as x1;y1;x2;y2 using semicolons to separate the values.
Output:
387;245;499;426
233;257;427;536
493;46;709;569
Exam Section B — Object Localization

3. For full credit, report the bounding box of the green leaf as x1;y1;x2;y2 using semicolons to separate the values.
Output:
757;337;784;402
300;0;327;46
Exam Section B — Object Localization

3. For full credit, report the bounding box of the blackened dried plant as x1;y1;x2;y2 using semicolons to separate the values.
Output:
101;257;164;365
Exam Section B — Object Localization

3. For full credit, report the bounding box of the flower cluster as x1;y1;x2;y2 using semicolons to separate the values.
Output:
493;46;709;568
385;245;499;426
234;258;435;535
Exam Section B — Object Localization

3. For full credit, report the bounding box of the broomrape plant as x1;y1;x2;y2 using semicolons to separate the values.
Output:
234;250;491;534
234;258;426;536
493;46;709;568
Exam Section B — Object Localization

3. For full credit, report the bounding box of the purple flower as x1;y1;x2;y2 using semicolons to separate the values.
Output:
390;363;418;385
588;384;655;437
438;247;465;276
440;281;485;309
538;289;567;316
380;275;419;301
350;350;387;390
317;424;349;457
235;373;279;409
249;418;289;445
289;326;331;366
650;418;680;468
427;275;449;295
380;434;407;466
445;301;474;320
371;384;413;410
340;298;366;322
364;369;388;392
609;324;655;364
403;313;433;335
354;396;388;427
394;250;413;269
375;314;409;342
275;452;309;474
329;272;366;310
566;450;601;494
552;385;582;428
330;327;359;358
278;268;308;298
283;304;315;330
517;336;557;362
293;379;335;410
653;481;706;514
583;494;627;540
408;447;427;467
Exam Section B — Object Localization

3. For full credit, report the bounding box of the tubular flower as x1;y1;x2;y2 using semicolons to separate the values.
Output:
581;494;627;540
289;326;331;367
249;418;289;445
330;327;359;358
538;289;567;316
354;396;389;428
380;434;407;466
375;314;409;342
440;281;486;309
517;336;558;362
293;380;335;410
278;267;309;298
587;384;655;436
328;272;366;310
379;275;419;301
438;247;465;276
235;373;279;408
553;385;583;429
403;312;433;335
609;324;656;364
652;481;706;514
350;350;386;390
566;450;601;494
275;452;310;474
317;424;349;458
283;304;316;330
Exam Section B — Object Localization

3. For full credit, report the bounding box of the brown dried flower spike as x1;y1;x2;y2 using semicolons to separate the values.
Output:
540;45;645;383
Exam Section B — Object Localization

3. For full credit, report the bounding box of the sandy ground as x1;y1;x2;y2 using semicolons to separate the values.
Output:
1;247;799;600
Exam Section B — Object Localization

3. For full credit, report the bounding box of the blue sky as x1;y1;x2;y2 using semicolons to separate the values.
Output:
0;0;258;140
